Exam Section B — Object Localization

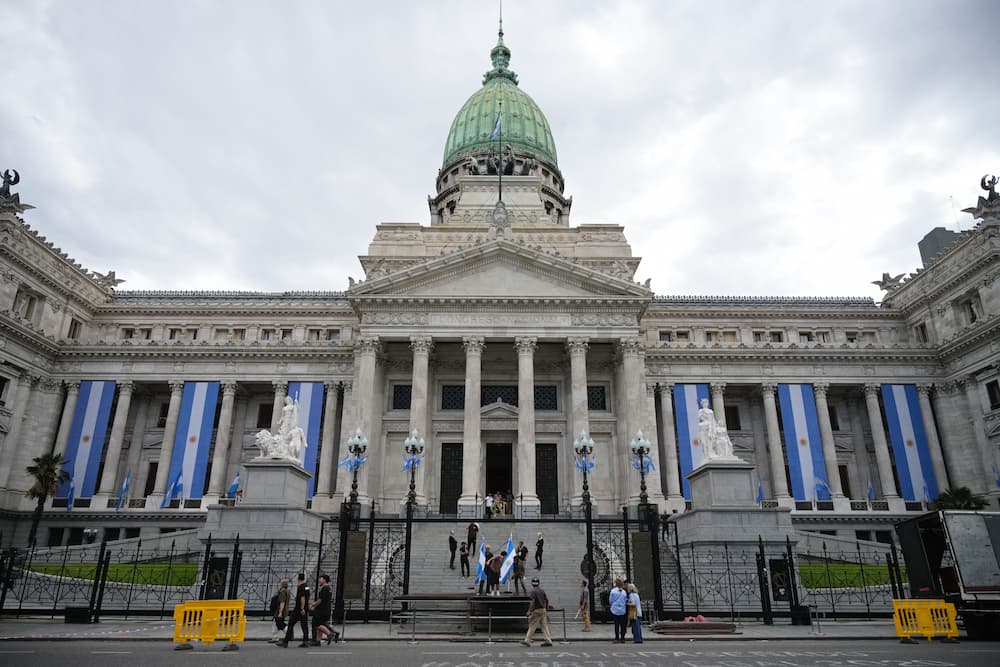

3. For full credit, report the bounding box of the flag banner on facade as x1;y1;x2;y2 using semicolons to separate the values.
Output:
499;534;516;584
164;381;219;501
881;384;939;502
474;540;488;585
116;469;131;512
756;470;765;505
777;384;830;501
161;468;183;508
58;380;116;501
867;478;876;501
673;383;710;499
226;470;240;498
489;111;502;140
287;381;324;498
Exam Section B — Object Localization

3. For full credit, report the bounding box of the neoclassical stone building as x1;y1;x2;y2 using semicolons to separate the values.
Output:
1;28;998;547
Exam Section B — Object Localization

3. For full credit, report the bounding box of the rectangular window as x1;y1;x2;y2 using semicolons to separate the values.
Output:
855;530;872;542
156;402;169;428
441;385;465;410
987;380;1000;410
260;328;274;341
674;330;690;342
816;331;831;343
168;328;180;340
392;384;412;410
232;328;245;340
213;328;229;341
256;402;274;428
962;299;978;323
308;329;322;341
724;405;742;431
121;328;135;339
143;461;158;496
587;385;607;411
0;377;8;405
845;331;858;343
705;331;718;342
187;328;199;340
47;527;65;547
482;385;518;406
721;331;737;343
838;464;852;498
534;386;558;411
67;318;82;340
860;331;876;343
141;328;152;339
326;329;339;341
658;331;672;342
769;331;784;343
281;328;293;340
753;331;767;343
798;331;814;343
914;322;929;343
828;404;841;430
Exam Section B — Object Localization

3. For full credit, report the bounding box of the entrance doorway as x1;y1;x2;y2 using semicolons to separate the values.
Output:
536;443;559;515
485;443;512;510
439;443;463;515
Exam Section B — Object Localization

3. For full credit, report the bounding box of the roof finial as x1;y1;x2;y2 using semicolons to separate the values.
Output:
499;0;504;39
484;0;517;85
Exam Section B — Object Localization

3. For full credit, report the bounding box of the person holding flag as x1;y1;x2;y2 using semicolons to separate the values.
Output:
474;541;489;594
498;534;516;591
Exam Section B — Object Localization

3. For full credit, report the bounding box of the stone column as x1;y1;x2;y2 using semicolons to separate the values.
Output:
619;338;644;439
566;337;590;506
917;384;949;493
152;381;185;496
761;383;790;499
515;337;539;509
638;382;666;505
97;381;135;495
315;381;342;497
207;381;238;496
354;338;381;501
658;383;682;501
126;392;151;483
52;381;81;458
710;383;728;429
334;380;355;501
812;383;843;496
270;381;287;433
864;384;899;499
459;337;485;512
0;374;36;489
960;376;995;489
409;337;433;505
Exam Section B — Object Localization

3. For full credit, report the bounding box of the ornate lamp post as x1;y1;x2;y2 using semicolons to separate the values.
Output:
344;428;369;507
402;429;425;596
335;428;368;624
630;430;652;506
573;429;597;615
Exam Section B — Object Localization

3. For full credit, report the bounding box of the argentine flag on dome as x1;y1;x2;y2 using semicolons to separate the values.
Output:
59;380;116;505
881;384;938;502
287;382;324;497
778;384;830;502
489;111;502;141
673;383;710;499
162;382;219;502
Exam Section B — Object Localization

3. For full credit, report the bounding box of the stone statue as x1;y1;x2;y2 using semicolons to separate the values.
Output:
0;168;34;214
0;169;17;198
254;396;309;463
466;157;481;175
519;157;536;176
871;272;905;292
697;398;739;462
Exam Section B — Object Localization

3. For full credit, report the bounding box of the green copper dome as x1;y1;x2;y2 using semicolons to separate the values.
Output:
442;27;558;168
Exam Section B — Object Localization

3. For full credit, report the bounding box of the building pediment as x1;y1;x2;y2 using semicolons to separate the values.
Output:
481;399;519;419
348;239;650;302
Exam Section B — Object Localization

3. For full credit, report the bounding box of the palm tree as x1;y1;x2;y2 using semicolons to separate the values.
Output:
25;453;70;547
930;486;988;511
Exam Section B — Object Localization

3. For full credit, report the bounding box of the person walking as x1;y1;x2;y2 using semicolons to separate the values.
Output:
467;521;479;554
578;579;591;631
448;530;458;569
309;574;339;645
270;579;290;642
459;541;470;577
534;532;544;569
627;583;643;643
278;573;310;647
520;577;553;647
609;578;628;643
511;545;527;594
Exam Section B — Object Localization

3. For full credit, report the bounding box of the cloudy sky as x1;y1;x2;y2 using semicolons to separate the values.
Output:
2;0;998;300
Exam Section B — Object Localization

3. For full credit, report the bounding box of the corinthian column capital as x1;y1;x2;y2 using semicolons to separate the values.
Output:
565;337;589;355
462;336;485;355
514;337;537;355
409;336;434;355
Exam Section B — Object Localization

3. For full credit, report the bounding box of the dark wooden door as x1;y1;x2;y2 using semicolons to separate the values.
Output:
439;443;463;515
535;443;559;515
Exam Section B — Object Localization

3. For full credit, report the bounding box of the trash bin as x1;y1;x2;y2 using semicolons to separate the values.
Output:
790;605;811;626
64;606;92;624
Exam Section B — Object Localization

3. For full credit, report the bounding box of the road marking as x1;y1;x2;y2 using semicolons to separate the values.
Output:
92;651;133;654
0;651;35;654
306;651;352;655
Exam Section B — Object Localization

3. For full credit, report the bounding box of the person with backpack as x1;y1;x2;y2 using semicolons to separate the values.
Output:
269;579;290;643
309;574;339;645
520;577;553;647
277;572;310;647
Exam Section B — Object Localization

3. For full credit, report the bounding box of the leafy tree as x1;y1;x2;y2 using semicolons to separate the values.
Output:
930;486;988;511
25;453;70;547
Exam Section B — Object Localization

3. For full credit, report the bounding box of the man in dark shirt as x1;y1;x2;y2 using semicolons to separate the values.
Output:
309;574;338;645
448;531;458;569
278;572;309;647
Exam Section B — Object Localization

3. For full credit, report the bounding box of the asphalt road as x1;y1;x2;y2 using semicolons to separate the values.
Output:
0;640;998;667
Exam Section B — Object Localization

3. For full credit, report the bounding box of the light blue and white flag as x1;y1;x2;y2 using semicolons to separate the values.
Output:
163;382;219;502
161;468;183;508
287;382;324;497
116;469;131;512
993;464;1000;489
756;470;765;505
777;384;830;501
882;384;939;502
489;111;502;140
226;470;240;498
867;478;876;502
474;539;488;585
59;380;117;503
673;383;710;499
499;534;516;584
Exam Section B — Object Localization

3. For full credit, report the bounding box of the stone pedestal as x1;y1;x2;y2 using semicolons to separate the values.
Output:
673;460;795;545
200;459;324;544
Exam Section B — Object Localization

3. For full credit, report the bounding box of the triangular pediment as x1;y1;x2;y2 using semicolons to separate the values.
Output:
481;399;519;418
349;239;650;300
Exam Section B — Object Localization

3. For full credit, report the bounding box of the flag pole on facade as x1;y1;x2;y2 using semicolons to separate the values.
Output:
490;101;503;202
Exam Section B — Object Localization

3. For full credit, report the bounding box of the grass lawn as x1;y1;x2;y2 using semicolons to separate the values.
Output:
28;562;199;587
798;561;907;589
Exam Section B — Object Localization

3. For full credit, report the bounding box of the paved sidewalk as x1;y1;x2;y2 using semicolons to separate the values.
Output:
0;615;900;642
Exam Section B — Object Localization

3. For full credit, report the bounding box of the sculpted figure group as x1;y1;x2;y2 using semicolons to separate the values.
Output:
255;396;308;462
697;398;739;462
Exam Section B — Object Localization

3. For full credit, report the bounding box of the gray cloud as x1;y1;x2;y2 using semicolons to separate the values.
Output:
1;0;997;299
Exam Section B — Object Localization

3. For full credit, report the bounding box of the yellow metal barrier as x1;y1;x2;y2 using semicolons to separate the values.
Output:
893;599;958;642
173;599;246;651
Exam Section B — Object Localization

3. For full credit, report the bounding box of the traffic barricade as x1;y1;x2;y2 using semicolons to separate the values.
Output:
173;599;246;651
893;599;958;643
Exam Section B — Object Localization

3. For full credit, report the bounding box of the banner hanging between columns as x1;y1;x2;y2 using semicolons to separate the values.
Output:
778;384;830;502
58;380;116;501
288;381;324;497
882;384;938;502
673;383;710;500
164;381;220;501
